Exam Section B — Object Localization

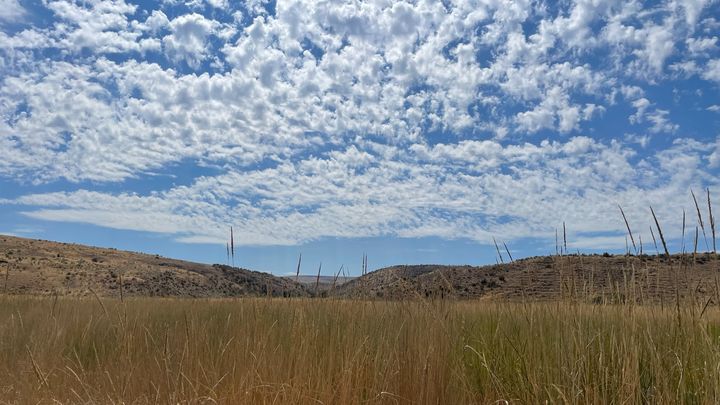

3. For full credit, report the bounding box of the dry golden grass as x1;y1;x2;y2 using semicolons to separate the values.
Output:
1;296;720;404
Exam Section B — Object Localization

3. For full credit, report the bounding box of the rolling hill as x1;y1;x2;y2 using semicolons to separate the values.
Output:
332;254;720;303
0;235;308;298
2;234;719;303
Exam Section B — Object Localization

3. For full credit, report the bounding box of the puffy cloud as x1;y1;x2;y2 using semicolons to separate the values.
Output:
203;0;229;10
44;0;149;54
601;3;708;77
1;0;710;153
636;22;676;73
687;36;718;55
0;0;25;22
163;13;219;69
143;10;169;33
703;59;720;82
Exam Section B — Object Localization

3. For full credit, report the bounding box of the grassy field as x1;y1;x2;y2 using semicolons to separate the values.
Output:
1;297;720;403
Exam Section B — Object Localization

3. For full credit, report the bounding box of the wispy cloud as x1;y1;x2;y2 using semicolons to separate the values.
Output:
13;137;720;247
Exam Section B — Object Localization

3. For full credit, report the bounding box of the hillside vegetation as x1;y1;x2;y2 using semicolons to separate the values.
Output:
0;235;307;298
2;235;719;303
334;254;720;303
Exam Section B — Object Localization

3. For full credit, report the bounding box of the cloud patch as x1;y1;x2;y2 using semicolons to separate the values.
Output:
163;13;219;69
0;0;25;23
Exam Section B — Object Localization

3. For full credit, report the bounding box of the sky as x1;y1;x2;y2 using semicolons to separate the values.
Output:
1;0;720;276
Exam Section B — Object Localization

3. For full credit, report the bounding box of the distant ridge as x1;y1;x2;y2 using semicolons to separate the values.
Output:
0;235;308;298
1;234;718;302
332;254;720;302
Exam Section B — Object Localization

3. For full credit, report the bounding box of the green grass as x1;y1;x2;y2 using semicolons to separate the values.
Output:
1;297;720;403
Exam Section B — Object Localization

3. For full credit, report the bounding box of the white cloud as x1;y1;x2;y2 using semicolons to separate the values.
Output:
709;137;720;168
546;0;617;49
620;85;645;100
630;98;651;123
636;22;675;73
516;103;556;133
209;0;228;9
625;133;652;148
12;137;720;247
43;0;148;54
515;86;590;134
670;60;701;76
601;5;703;78
628;97;678;133
0;0;25;22
646;109;679;133
570;235;627;250
144;10;169;33
679;0;712;27
163;13;218;69
702;59;720;82
687;36;718;55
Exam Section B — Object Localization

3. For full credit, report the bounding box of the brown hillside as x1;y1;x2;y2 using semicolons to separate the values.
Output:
0;235;308;298
3;234;720;303
332;254;720;303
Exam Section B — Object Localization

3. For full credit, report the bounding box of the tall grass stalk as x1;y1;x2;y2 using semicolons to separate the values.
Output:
709;188;716;254
692;189;709;251
650;206;670;258
681;209;686;255
315;263;322;295
502;241;513;263
331;265;343;291
493;237;504;264
650;226;659;255
619;205;637;254
362;253;367;276
230;226;235;268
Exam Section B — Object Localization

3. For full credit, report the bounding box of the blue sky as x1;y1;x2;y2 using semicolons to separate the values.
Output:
1;0;720;275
